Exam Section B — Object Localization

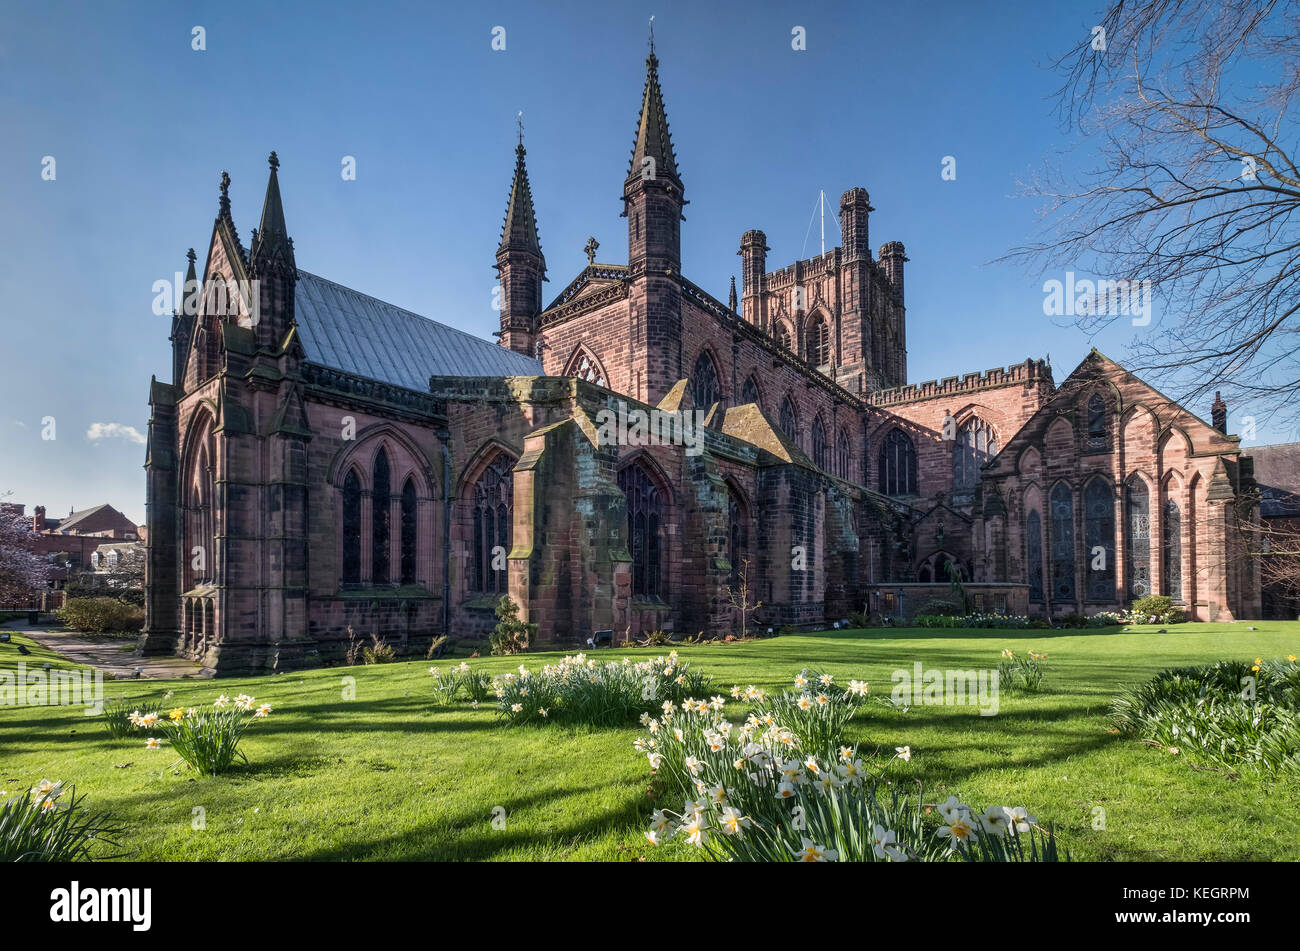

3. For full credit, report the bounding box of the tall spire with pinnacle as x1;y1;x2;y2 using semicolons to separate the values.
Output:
171;248;198;388
496;122;546;356
252;151;294;267
626;22;682;192
498;121;544;262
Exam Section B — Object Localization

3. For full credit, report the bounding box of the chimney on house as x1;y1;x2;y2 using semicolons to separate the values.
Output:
1212;391;1228;433
33;505;46;532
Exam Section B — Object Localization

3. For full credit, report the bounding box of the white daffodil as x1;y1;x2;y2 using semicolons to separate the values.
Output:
1007;806;1036;834
980;805;1012;837
895;746;911;762
719;806;750;836
793;837;838;862
937;814;977;848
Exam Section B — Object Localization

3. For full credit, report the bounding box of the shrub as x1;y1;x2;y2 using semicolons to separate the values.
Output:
998;649;1048;692
1087;611;1124;627
55;598;144;634
918;599;963;617
1112;657;1300;775
915;613;1033;629
1057;612;1088;628
136;694;273;776
0;780;125;861
1126;595;1187;625
361;632;397;664
635;672;1066;862
490;596;535;656
638;630;674;647
494;651;713;728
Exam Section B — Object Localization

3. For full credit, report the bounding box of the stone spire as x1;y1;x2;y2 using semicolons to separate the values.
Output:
728;275;737;312
252;151;294;267
171;248;199;387
498;136;544;263
626;33;682;192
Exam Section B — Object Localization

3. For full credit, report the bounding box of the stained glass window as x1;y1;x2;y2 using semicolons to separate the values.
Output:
812;417;829;470
728;488;748;588
472;455;513;594
953;418;998;490
1050;483;1075;601
780;397;798;442
740;375;760;407
1163;496;1182;602
620;464;663;599
400;478;417;585
1084;479;1115;601
879;429;917;496
342;469;361;585
692;352;720;409
372;448;391;584
1087;393;1108;449
836;430;852;480
1026;509;1043;602
1126;478;1151;599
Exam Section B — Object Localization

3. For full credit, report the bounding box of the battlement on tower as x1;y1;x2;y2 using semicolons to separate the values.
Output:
867;358;1053;407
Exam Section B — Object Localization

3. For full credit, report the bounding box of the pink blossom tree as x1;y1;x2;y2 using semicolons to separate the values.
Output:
0;496;49;603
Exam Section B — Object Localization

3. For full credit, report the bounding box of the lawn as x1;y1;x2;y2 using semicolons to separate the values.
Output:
3;622;1298;861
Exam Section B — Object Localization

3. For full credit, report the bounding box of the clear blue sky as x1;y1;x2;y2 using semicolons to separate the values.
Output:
0;0;1282;525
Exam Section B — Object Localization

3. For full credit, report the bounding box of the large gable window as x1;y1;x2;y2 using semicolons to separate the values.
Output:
620;463;665;600
471;454;514;595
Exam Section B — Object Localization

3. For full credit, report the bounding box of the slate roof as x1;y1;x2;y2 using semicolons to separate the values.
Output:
56;504;136;536
1246;442;1300;518
294;270;542;392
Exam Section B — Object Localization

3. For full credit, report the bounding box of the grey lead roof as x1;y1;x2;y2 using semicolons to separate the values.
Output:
294;270;542;391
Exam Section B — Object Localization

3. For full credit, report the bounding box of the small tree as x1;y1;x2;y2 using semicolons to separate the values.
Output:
945;560;970;614
723;558;763;639
490;595;535;656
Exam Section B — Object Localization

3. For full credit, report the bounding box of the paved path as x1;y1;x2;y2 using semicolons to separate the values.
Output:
14;624;210;680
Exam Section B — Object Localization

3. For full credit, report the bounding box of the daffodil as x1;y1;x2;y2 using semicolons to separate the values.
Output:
895;745;912;762
793;837;838;862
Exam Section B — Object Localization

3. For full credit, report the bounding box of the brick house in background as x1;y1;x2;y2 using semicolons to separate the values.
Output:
3;502;142;587
141;42;1284;674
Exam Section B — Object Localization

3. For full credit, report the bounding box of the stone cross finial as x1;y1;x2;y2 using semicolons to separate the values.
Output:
584;236;599;264
516;111;524;146
220;171;230;197
268;151;280;170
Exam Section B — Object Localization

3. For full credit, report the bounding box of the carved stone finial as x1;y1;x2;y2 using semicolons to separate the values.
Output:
186;248;197;264
268;151;280;171
584;236;599;265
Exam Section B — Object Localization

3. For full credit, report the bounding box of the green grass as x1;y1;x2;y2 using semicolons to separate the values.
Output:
2;622;1299;861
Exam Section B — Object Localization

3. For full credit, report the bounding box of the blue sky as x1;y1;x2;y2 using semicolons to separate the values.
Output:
0;0;1283;524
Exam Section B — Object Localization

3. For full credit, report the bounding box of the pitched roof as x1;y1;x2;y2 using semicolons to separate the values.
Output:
1246;442;1300;518
293;270;542;392
55;504;136;536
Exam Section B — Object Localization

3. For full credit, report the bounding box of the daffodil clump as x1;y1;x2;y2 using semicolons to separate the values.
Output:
635;671;1066;863
998;649;1048;692
493;651;712;727
1112;656;1300;775
133;694;273;776
0;780;125;861
745;668;884;751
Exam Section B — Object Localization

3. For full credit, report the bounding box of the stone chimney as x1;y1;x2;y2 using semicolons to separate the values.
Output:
33;505;46;532
1211;391;1227;433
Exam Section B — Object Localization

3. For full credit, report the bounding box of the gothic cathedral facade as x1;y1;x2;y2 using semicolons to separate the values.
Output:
142;46;1271;674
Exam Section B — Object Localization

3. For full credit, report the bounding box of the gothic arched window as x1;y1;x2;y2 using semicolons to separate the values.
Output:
1163;496;1182;602
878;428;917;496
740;374;760;407
566;349;607;388
1026;509;1044;602
806;316;830;366
727;486;748;588
775;322;792;351
1083;478;1115;601
1087;393;1108;449
692;352;721;409
183;414;217;590
812;417;829;470
400;478;417;586
472;454;513;594
372;448;391;585
953;418;998;490
779;397;798;442
1126;478;1151;599
836;429;852;480
1050;483;1075;601
620;463;664;599
342;469;361;585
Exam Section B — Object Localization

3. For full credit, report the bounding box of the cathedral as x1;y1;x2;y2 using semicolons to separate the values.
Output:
141;43;1280;674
